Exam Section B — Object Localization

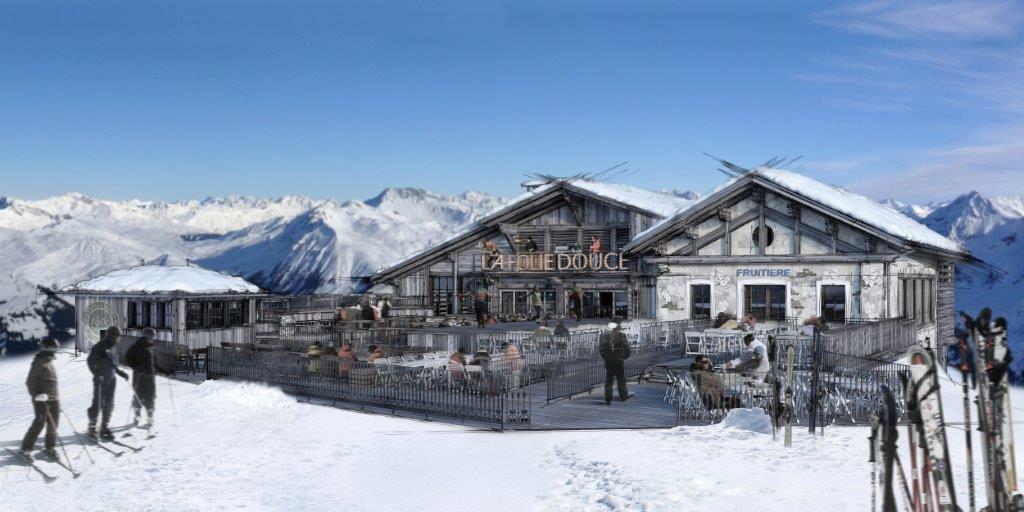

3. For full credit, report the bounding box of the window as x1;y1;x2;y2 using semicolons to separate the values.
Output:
127;301;137;328
901;277;935;323
142;302;152;328
157;302;172;329
186;302;203;330
431;276;454;315
751;226;775;248
227;301;247;326
744;285;786;321
821;285;846;323
207;302;225;328
690;284;711;320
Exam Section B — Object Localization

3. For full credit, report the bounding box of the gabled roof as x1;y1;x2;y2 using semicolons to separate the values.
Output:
625;167;969;258
65;264;264;295
372;180;695;283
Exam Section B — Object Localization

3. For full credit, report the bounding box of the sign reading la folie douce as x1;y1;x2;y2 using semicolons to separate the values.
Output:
483;252;629;272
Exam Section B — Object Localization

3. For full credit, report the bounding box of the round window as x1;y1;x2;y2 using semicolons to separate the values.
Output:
752;226;774;247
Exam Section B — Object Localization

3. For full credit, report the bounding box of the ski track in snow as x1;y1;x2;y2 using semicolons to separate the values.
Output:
2;352;1024;511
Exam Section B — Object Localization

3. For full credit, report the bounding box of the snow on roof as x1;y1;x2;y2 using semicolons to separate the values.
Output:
626;168;967;255
375;180;697;279
66;265;263;295
750;168;966;254
569;180;694;218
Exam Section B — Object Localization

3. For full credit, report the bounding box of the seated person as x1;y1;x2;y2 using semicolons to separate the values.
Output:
469;347;491;368
366;345;385;363
715;312;740;330
449;347;468;366
689;356;722;409
723;334;770;383
553;320;570;337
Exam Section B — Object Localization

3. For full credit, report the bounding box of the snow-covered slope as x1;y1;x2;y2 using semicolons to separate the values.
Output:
1;351;1021;511
0;190;504;353
893;191;1024;379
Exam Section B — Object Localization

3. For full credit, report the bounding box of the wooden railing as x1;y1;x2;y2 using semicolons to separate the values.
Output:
821;318;917;360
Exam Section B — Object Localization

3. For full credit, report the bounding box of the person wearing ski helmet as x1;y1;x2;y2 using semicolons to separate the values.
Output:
19;339;61;461
87;326;128;440
124;327;157;428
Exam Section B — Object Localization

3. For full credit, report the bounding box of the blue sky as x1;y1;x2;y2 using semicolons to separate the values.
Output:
1;0;1022;203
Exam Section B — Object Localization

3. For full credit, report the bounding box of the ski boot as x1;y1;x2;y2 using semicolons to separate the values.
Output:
86;423;97;440
17;448;34;462
42;447;59;461
99;426;115;441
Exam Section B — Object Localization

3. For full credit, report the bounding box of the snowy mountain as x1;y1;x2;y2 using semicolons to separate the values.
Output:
0;189;504;354
891;191;1024;380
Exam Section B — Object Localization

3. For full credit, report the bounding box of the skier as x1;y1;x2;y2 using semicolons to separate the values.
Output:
724;334;770;383
124;327;157;428
599;320;631;405
19;339;61;461
87;326;129;441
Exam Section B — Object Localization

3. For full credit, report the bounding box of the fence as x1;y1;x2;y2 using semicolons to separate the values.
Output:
113;335;201;375
673;354;907;426
821;318;917;359
545;342;661;402
206;347;532;428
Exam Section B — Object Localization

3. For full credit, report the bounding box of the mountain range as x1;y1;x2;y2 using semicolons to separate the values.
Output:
1;185;1022;378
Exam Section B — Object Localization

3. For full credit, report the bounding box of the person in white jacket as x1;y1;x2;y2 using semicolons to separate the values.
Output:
724;334;770;382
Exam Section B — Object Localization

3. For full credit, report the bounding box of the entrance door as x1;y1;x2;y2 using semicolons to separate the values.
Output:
579;290;628;319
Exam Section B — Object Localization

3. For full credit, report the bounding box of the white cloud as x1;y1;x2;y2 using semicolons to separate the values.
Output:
847;128;1024;201
814;0;1023;40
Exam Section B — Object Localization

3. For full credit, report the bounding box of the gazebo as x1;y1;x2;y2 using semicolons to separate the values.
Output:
64;264;267;352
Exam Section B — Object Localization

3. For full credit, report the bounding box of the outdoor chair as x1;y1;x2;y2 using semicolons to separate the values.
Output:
684;331;705;355
387;355;403;365
401;354;417;363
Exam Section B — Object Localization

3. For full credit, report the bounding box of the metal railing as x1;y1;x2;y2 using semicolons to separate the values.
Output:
206;347;532;428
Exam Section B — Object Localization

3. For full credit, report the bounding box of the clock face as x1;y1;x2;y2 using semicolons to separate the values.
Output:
83;301;120;343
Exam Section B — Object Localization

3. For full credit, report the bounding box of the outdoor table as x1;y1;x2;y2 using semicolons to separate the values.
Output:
397;358;447;368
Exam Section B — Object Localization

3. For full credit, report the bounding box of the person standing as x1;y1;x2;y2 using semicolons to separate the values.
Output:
569;285;583;321
474;286;489;329
124;328;157;428
590;235;602;254
87;326;128;440
599;321;631;405
528;286;543;321
19;339;61;461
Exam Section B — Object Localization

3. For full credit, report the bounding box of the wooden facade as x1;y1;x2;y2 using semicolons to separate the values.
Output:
73;292;264;351
371;181;681;320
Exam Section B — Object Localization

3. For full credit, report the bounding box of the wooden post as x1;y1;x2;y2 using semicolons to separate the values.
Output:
451;252;460;315
753;188;766;256
718;207;732;256
788;201;801;255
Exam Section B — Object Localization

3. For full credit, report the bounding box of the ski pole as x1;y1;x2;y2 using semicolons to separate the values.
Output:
60;406;95;465
42;402;77;474
959;341;976;512
164;376;178;427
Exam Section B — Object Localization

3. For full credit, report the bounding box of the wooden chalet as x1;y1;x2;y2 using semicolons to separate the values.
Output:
370;178;694;320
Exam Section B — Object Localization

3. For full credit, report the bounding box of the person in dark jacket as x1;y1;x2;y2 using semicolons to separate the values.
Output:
87;326;128;440
598;320;631;405
124;327;157;428
19;339;61;461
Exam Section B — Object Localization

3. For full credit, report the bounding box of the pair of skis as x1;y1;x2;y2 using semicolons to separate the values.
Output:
872;385;901;512
904;345;960;511
962;309;1023;511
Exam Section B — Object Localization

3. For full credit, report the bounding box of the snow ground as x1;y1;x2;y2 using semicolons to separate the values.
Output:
1;353;1021;512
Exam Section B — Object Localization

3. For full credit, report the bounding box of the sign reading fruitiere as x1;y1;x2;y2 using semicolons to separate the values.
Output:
483;252;629;272
735;269;791;277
